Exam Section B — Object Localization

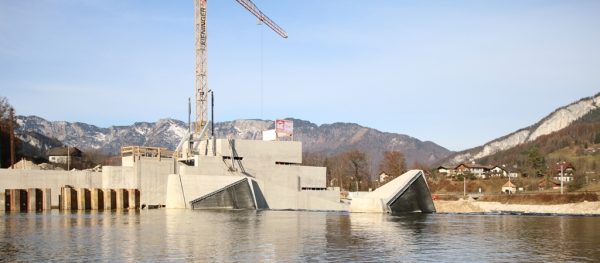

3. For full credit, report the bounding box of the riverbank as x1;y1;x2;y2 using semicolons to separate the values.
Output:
434;200;600;215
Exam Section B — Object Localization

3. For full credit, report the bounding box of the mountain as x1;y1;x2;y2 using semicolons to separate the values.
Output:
440;92;600;165
15;116;452;166
474;107;600;175
290;119;450;166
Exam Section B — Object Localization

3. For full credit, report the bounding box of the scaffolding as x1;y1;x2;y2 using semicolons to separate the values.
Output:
121;146;175;161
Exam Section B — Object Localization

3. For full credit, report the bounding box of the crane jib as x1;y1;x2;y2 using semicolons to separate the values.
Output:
191;0;286;142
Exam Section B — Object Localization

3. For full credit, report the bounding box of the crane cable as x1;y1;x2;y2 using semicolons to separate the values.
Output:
259;21;264;119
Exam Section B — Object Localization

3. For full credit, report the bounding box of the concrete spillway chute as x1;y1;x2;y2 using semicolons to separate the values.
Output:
349;170;436;214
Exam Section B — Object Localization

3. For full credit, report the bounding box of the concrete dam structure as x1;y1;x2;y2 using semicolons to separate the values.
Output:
1;139;435;213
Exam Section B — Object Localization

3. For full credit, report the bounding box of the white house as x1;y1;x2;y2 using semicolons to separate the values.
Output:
437;165;454;176
553;161;575;182
490;165;520;178
455;163;491;178
501;180;516;194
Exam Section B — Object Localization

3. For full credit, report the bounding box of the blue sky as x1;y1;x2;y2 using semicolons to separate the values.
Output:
1;0;599;151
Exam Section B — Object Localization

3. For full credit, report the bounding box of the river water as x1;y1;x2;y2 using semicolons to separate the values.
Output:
2;210;599;262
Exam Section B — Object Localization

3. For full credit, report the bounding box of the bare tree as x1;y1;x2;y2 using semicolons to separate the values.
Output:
378;150;406;182
344;149;370;192
325;154;345;189
302;151;326;167
410;160;429;171
0;96;17;168
0;96;11;120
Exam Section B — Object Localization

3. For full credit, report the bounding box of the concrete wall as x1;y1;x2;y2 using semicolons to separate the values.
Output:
0;190;4;211
0;169;102;207
122;156;134;167
136;158;174;206
298;190;346;211
179;139;341;211
289;166;326;189
103;158;174;206
102;166;136;189
203;139;302;164
186;156;232;176
0;139;344;211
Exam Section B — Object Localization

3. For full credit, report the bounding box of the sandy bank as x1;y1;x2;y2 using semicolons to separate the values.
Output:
434;200;600;215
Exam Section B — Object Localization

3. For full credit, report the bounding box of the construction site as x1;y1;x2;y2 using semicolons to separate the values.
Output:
1;0;435;214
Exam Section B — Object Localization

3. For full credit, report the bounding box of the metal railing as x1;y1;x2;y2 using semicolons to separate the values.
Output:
121;146;175;160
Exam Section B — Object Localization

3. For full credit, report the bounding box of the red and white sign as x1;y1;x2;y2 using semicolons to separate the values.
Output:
275;119;293;137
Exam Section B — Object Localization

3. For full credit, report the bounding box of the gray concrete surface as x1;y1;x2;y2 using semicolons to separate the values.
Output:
349;170;435;213
0;170;101;207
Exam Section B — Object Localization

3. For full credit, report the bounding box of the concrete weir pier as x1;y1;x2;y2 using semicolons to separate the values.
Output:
4;188;51;212
59;187;139;211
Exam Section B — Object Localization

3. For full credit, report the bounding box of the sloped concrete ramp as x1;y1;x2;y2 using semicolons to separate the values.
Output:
349;170;436;213
189;178;258;210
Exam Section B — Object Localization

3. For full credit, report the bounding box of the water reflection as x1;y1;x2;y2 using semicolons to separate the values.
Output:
2;210;600;262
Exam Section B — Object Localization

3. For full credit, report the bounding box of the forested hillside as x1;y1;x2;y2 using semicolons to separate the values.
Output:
477;107;600;177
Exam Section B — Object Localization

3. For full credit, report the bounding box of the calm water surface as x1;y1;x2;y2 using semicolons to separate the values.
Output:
2;210;600;262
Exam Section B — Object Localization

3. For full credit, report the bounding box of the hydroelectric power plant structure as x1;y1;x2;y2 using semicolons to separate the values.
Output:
1;143;435;213
1;0;435;213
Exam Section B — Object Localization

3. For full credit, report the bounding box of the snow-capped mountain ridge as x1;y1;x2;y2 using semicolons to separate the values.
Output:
15;116;452;166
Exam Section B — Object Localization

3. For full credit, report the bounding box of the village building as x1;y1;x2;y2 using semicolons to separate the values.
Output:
538;178;562;191
436;165;454;176
490;165;520;178
490;165;507;177
553;161;575;182
47;146;82;166
455;163;492;178
438;163;522;179
501;180;517;194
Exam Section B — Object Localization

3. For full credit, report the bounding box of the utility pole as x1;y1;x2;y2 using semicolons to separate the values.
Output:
560;163;564;195
9;107;15;169
0;116;3;168
463;175;466;197
67;146;70;171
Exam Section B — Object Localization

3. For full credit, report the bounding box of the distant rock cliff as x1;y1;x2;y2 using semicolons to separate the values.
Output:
442;93;600;165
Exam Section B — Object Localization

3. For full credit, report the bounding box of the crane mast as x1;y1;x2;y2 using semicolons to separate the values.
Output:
192;0;287;140
194;0;208;135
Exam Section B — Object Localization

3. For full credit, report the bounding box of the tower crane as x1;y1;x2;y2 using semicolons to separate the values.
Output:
177;0;287;159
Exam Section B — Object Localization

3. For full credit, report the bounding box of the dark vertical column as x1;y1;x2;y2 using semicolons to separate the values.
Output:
19;189;27;211
3;190;8;211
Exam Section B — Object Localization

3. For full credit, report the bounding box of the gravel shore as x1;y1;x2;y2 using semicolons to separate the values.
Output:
434;200;600;215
